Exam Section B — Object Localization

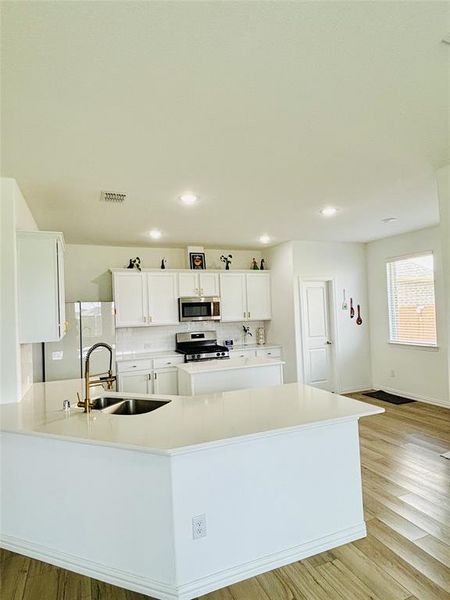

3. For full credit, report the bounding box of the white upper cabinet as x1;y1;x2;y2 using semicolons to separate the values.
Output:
17;231;66;343
220;273;247;321
178;272;219;297
199;272;219;296
220;272;272;322
147;273;179;325
112;269;271;327
113;272;147;327
246;273;272;320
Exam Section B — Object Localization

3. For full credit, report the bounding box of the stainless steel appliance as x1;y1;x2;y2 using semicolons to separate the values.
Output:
176;331;229;362
43;302;116;381
178;296;221;322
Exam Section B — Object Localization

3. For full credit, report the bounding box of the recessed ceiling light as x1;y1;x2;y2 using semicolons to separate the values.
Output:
259;234;271;244
320;206;338;217
179;193;198;205
149;229;162;240
381;217;397;223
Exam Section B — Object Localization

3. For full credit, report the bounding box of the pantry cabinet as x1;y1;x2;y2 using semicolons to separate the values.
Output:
17;231;66;343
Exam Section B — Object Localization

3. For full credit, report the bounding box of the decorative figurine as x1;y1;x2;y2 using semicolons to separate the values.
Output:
251;258;259;270
220;254;232;270
160;258;166;269
260;258;265;270
126;257;141;271
242;324;253;345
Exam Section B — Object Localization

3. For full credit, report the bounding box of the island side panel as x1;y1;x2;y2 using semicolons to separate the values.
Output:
0;433;177;598
179;363;284;396
170;419;365;599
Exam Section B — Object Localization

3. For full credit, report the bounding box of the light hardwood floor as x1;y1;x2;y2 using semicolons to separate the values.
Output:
2;393;450;600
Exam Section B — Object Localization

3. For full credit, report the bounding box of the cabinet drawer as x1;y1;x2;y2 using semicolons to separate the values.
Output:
153;355;184;369
230;349;256;359
256;348;281;359
117;359;153;373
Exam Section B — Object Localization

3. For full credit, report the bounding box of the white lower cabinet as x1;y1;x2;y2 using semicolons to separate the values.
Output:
153;368;178;395
118;372;151;394
230;349;257;359
117;358;179;395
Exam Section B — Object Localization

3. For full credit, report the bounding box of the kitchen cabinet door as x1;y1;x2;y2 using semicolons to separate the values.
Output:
153;368;178;395
17;231;66;343
113;272;147;327
219;273;246;322
178;272;199;297
246;273;272;320
118;372;150;394
147;273;179;325
198;272;219;296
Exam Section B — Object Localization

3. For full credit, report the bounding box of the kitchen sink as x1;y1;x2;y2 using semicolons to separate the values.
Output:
107;398;170;415
90;396;124;410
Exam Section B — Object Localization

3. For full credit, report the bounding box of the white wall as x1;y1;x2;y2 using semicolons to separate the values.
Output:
0;178;38;402
437;165;450;397
367;226;449;407
265;243;298;383
292;241;372;394
64;244;262;301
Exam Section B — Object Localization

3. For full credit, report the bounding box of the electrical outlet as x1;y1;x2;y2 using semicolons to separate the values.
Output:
192;514;207;539
390;369;396;378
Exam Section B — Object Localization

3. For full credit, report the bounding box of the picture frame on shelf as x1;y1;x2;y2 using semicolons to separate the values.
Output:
189;252;206;270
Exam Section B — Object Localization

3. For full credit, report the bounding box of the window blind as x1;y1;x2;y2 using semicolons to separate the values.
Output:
386;253;437;347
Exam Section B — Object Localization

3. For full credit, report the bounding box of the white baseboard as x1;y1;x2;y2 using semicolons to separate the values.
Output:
372;384;450;409
339;386;372;395
1;523;367;600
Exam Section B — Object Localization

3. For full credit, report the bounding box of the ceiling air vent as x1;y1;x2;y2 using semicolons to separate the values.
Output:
100;191;126;203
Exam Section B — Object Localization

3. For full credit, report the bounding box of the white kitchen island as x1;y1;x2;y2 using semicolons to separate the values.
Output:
1;379;383;600
177;356;284;395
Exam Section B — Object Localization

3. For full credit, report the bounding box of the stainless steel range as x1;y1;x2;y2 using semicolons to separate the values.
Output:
176;331;230;362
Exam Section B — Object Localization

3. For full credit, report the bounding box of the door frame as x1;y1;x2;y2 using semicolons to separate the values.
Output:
298;277;340;393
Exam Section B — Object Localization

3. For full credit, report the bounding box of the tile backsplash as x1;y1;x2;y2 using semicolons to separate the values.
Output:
116;321;265;354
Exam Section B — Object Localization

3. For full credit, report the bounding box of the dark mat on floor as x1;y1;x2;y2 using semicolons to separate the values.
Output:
363;390;416;405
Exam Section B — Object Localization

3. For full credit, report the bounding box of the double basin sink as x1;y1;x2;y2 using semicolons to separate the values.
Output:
91;396;170;415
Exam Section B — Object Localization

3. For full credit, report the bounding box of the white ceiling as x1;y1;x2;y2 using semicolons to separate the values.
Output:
1;2;449;248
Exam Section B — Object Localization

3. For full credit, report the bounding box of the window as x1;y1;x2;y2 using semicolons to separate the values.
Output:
386;253;437;347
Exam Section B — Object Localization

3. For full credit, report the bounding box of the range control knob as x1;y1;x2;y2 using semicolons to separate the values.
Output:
221;352;226;356
216;352;220;357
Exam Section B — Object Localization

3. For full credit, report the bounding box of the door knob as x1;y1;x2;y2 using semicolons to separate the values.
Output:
326;341;332;345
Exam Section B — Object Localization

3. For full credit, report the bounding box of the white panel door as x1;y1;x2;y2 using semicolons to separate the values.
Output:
301;281;334;391
147;273;179;325
219;274;246;322
153;368;178;395
118;372;150;394
178;272;199;297
246;273;271;320
113;272;147;327
199;272;219;297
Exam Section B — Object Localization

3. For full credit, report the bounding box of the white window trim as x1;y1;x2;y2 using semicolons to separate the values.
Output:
385;250;437;349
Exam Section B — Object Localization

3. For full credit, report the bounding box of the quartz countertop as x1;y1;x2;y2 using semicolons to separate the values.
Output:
115;344;281;362
176;356;284;374
0;379;383;456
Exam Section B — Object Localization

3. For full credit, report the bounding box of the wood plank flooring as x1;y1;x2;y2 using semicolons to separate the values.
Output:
1;392;449;600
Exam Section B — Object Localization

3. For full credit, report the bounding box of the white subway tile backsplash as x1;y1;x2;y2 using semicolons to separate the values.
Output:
116;321;265;354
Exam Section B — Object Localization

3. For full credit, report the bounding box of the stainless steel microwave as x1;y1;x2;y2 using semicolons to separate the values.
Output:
178;297;221;322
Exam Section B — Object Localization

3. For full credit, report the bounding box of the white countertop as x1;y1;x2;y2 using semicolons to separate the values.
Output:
0;379;383;456
177;356;284;374
116;350;180;362
115;344;281;363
